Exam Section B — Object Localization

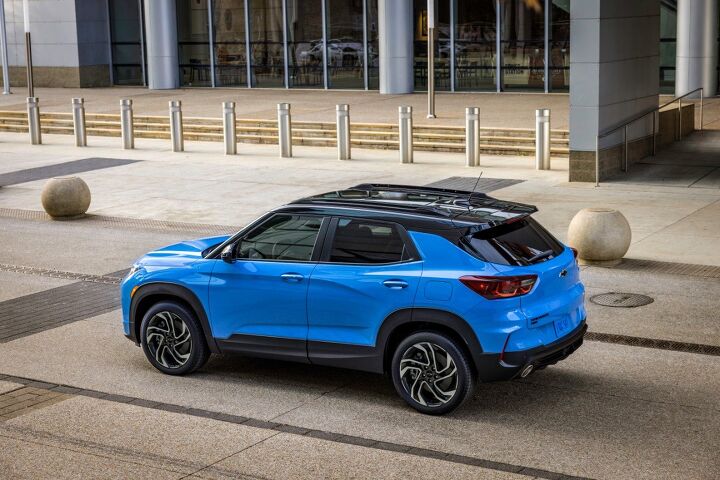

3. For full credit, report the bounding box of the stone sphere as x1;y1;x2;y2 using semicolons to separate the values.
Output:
567;208;631;266
41;176;91;219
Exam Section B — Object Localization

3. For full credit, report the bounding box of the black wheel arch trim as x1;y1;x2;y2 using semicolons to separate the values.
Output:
308;307;484;374
128;282;220;354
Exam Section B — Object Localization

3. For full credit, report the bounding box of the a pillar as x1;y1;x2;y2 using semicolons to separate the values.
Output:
144;0;179;90
378;0;413;94
675;0;719;98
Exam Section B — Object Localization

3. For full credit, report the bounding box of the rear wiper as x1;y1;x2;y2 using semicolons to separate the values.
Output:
527;249;554;263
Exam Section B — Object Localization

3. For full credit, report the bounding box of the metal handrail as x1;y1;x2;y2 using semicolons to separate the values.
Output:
595;87;704;186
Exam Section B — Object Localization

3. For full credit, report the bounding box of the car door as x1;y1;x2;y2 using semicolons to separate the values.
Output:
307;217;423;353
209;213;327;361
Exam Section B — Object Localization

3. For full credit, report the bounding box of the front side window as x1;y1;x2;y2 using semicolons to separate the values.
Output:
329;218;411;264
237;214;322;262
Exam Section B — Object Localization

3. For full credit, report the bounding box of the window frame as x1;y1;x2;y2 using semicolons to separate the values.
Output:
231;213;330;264
318;216;421;266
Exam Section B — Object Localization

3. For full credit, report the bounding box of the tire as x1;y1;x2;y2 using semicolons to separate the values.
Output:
391;332;475;415
140;301;210;376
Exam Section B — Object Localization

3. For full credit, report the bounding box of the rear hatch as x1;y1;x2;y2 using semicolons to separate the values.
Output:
462;217;586;347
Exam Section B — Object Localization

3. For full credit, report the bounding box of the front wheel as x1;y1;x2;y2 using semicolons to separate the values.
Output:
140;301;209;375
391;332;475;415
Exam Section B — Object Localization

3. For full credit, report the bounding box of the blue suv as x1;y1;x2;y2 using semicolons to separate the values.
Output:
121;184;587;414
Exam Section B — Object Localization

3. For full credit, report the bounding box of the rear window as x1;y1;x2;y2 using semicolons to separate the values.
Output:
462;217;564;266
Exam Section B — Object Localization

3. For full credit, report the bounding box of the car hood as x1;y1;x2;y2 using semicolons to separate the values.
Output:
143;235;230;261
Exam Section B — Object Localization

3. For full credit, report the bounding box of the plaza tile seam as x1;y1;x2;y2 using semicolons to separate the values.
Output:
0;373;591;480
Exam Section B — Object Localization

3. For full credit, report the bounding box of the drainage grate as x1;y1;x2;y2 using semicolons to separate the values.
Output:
590;292;654;308
0;208;237;236
612;258;720;279
0;281;120;343
585;332;720;356
0;158;140;187
425;176;525;193
0;263;123;285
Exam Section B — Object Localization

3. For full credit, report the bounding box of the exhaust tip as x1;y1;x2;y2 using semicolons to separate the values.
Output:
520;364;534;378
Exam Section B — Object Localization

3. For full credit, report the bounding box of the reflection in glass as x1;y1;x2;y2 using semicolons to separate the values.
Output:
109;0;144;85
367;0;379;89
455;0;496;91
287;0;324;88
501;0;544;90
550;0;569;91
328;0;366;89
177;0;212;87
212;0;247;87
249;0;285;88
413;0;450;91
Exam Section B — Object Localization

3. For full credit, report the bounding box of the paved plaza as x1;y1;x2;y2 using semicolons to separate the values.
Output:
0;124;719;479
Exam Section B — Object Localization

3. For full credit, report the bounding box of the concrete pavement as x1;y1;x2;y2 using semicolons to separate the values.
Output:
0;126;719;478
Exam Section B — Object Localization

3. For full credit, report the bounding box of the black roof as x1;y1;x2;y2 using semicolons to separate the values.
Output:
289;184;537;230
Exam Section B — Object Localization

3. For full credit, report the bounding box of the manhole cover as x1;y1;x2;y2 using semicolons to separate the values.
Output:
590;292;654;308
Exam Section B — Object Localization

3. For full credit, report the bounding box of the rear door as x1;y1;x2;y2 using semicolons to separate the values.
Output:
307;217;423;349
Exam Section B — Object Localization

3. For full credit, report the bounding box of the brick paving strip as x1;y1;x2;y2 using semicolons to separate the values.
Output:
0;374;590;480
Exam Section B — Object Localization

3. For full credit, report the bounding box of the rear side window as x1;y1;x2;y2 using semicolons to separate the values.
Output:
464;217;564;266
329;218;411;264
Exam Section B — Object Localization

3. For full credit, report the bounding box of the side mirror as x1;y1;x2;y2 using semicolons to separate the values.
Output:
220;244;236;264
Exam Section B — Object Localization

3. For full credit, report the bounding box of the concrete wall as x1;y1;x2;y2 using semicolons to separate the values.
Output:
569;0;660;182
0;0;110;87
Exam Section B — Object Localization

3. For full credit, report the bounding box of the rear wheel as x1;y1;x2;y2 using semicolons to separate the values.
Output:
391;332;474;415
140;301;209;375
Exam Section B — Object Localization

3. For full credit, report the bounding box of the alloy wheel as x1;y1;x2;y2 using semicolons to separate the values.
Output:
399;342;458;407
145;311;193;369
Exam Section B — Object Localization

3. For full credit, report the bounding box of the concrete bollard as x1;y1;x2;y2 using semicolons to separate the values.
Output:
169;100;184;152
465;107;480;167
336;104;351;160
41;176;91;219
398;106;413;164
27;97;41;145
278;103;292;158
120;99;134;150
567;208;631;266
535;108;551;170
223;101;237;155
72;98;86;147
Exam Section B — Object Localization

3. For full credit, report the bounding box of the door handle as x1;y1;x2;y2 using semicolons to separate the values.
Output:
383;279;408;289
281;272;304;282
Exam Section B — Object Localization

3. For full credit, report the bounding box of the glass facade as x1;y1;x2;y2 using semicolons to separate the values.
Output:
213;0;248;87
177;0;212;87
455;0;496;91
107;0;707;94
109;0;145;85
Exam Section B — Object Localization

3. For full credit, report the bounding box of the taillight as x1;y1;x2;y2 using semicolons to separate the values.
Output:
459;275;537;300
570;247;578;259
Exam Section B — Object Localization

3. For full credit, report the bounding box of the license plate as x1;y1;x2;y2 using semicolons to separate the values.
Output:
554;317;572;337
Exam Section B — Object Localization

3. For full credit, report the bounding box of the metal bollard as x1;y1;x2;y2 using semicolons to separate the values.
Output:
465;107;480;167
169;100;184;152
336;104;351;160
277;103;292;158
72;98;87;147
27;97;41;145
223;101;237;155
398;106;413;164
120;99;134;150
535;108;551;170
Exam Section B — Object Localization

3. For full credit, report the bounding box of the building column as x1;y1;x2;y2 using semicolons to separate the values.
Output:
378;0;413;94
568;0;660;182
144;0;179;90
675;0;718;98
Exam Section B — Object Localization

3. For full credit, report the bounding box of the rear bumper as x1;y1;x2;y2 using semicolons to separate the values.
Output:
475;320;587;382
